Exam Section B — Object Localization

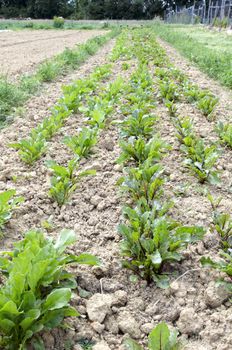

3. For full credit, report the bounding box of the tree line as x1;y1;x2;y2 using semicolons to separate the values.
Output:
0;0;196;20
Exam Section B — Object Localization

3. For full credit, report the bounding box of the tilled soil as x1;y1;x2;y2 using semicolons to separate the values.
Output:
0;29;106;78
0;37;232;350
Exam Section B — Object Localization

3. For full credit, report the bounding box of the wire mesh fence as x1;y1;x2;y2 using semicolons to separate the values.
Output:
165;0;232;25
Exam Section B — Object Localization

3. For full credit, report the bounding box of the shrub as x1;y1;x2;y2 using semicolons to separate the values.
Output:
53;16;65;28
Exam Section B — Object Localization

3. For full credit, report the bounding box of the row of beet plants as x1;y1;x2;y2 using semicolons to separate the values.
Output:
154;39;232;149
46;74;127;207
114;29;205;349
0;62;113;240
10;64;112;165
116;29;205;289
153;35;232;298
44;30;138;207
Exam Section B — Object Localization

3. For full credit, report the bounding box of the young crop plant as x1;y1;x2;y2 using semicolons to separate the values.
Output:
201;251;232;294
35;109;72;141
0;190;24;235
208;193;232;250
124;322;181;350
118;110;156;140
154;67;168;80
119;160;164;207
216;121;232;148
46;158;95;206
0;229;100;350
119;203;205;288
165;100;177;117
158;80;180;102
181;135;220;184
197;95;218;119
182;82;201;103
212;212;232;250
63;127;98;159
174;116;194;143
106;76;125;102
10;131;47;165
81;94;113;122
118;136;170;166
87;106;107;129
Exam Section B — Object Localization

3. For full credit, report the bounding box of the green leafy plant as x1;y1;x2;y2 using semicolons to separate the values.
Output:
10;131;47;165
208;193;232;250
124;322;181;350
122;62;130;70
174;116;194;143
63;127;98;158
35;109;71;141
53;16;65;28
165;100;177;117
78;339;95;350
216;121;232;148
197;96;218;119
201;252;232;294
118;136;169;165
119;203;205;288
0;190;24;234
181;135;220;184
118;110;156;139
87;106;107;129
119;160;164;207
106;76;125;102
183;82;201;103
159;80;179;102
46;158;95;206
0;229;100;350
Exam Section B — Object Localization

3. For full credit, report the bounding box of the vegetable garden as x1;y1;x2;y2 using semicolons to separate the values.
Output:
0;27;232;350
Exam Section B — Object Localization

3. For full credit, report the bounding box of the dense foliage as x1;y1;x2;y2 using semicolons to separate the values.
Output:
0;0;193;19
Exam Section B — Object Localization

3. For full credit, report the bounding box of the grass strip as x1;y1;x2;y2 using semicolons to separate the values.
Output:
152;24;232;89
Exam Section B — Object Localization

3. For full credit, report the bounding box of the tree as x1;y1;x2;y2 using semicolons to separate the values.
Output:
88;0;105;19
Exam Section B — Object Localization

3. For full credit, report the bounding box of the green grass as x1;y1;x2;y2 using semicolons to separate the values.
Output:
0;29;120;127
0;20;109;30
0;78;27;123
152;24;232;89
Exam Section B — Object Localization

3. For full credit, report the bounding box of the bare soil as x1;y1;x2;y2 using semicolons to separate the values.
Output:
0;38;232;350
0;29;106;78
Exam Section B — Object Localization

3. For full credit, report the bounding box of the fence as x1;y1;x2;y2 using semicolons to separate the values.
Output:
165;0;232;25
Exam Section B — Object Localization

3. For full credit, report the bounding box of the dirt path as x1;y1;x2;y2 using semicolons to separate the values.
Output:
0;29;106;78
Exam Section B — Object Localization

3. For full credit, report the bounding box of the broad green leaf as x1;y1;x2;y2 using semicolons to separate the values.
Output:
54;229;76;253
28;260;50;291
68;253;101;266
0;318;15;333
41;309;66;329
148;322;170;350
43;288;71;311
0;190;16;203
0;300;20;316
20;310;41;331
64;306;79;317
